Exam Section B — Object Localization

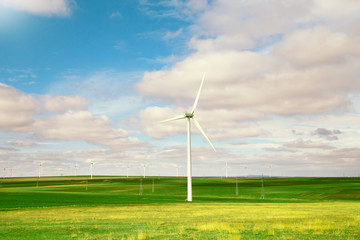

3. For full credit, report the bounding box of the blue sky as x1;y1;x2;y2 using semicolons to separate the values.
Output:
1;0;189;93
1;0;360;178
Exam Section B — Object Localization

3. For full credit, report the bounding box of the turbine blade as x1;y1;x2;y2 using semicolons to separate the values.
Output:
160;114;186;123
192;117;216;152
191;73;206;114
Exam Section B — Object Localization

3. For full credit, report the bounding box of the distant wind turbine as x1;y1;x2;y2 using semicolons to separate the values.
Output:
225;161;229;178
176;164;180;177
269;164;272;178
90;161;94;180
161;73;216;202
142;164;148;178
38;163;42;178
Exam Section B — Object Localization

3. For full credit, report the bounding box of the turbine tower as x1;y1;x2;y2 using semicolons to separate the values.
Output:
38;163;42;178
225;161;229;178
90;161;94;180
161;73;216;202
269;164;272;178
142;164;148;178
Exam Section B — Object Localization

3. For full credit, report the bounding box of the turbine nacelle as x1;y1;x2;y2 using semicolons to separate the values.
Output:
184;112;193;118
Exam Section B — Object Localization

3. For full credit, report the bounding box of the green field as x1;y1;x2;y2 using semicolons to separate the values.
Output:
1;176;360;239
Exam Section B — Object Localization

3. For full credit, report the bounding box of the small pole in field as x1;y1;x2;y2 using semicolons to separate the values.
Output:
235;177;238;195
152;177;155;193
139;178;143;195
261;173;265;199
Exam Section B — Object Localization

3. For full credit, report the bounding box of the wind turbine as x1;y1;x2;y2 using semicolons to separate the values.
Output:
38;163;42;178
90;161;94;180
269;164;272;178
142;164;148;178
225;161;229;178
161;73;216;202
176;164;179;177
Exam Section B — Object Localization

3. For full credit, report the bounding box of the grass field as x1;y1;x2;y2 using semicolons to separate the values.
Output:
1;176;360;239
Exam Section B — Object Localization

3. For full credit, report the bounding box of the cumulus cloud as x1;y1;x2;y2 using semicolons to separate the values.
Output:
274;26;360;68
0;83;145;151
0;0;76;17
0;0;75;17
0;83;38;131
35;110;145;150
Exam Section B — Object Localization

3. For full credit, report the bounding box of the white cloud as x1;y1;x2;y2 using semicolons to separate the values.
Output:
284;138;334;149
35;110;145;150
0;83;38;131
109;11;122;19
163;28;183;40
0;83;146;152
39;95;90;113
114;41;127;51
10;140;36;147
274;26;360;68
0;0;76;17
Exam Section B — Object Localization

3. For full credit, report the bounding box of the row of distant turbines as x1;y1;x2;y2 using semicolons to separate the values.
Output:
2;162;273;179
27;162;186;179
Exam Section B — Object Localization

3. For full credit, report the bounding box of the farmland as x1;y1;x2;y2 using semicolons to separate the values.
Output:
1;177;360;239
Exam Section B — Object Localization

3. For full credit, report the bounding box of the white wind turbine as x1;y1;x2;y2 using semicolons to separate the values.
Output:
225;161;229;178
161;73;216;202
142;164;148;178
90;161;94;180
38;163;42;178
176;164;180;177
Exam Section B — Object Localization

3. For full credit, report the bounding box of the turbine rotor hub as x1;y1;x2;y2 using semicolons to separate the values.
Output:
184;112;193;118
